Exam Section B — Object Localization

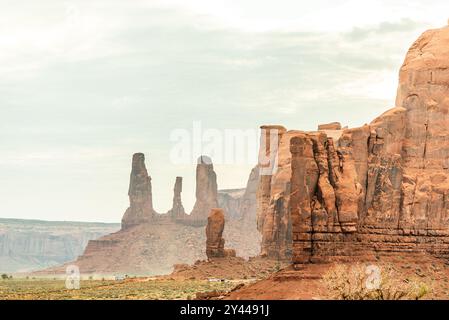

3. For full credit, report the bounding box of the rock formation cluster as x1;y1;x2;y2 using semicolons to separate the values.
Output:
62;151;259;274
121;154;220;229
257;26;449;264
205;209;236;259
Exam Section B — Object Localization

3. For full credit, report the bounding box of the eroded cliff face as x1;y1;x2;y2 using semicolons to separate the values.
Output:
258;26;449;263
121;153;156;229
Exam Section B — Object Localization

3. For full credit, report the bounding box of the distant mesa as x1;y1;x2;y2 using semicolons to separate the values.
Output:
317;122;342;131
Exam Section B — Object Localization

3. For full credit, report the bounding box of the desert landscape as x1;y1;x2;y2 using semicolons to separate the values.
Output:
3;23;449;301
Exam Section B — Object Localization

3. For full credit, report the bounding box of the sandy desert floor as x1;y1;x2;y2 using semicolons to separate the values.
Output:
3;254;449;300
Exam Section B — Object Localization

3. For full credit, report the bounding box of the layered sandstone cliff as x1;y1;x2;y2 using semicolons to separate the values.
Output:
0;219;119;273
257;26;449;264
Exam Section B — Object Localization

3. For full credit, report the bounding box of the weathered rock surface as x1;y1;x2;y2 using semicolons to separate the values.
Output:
206;209;236;259
258;26;449;263
121;153;156;229
189;156;219;222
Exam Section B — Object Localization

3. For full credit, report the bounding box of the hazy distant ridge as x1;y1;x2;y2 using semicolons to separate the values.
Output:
0;218;120;273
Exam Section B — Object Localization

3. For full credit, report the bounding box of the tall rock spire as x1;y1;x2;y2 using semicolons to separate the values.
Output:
121;153;155;229
168;176;186;219
189;156;218;221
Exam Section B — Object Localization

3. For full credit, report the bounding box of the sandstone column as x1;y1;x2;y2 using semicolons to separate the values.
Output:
168;177;186;219
121;153;155;229
189;156;219;221
205;208;236;259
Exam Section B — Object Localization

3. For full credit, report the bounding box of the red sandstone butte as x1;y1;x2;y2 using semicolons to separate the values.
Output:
257;26;449;264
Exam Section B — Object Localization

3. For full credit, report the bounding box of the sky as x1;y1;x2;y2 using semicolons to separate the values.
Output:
0;0;448;222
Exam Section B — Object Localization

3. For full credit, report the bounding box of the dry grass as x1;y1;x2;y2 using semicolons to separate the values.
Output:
0;278;241;300
322;263;431;300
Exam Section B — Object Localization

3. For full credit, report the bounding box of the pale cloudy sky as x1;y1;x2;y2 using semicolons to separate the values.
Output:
0;0;448;222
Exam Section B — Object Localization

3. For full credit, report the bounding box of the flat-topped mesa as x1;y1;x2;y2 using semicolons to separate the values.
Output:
121;153;156;229
317;122;342;130
189;156;219;222
205;208;236;259
168;177;187;219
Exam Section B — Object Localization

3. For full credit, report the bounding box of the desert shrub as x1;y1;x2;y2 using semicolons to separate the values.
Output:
1;274;9;280
322;263;431;300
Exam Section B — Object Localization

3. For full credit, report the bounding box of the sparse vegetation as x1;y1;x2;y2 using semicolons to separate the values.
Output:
0;278;241;300
322;263;431;300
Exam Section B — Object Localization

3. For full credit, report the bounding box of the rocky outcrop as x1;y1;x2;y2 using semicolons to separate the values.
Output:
189;156;219;222
206;209;236;259
168;177;186;219
257;26;449;264
121;153;156;229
